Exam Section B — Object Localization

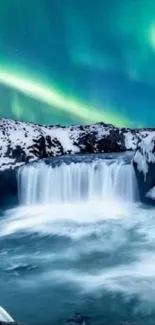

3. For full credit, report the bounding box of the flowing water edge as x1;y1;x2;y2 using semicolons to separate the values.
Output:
0;154;155;325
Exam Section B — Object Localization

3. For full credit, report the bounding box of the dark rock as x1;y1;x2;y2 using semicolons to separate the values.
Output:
30;135;46;159
9;146;27;162
0;167;18;207
45;135;64;156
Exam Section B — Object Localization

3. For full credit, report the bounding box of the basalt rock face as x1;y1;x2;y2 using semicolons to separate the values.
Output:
133;133;155;203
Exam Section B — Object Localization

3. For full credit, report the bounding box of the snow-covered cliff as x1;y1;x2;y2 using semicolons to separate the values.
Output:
134;133;155;177
0;118;154;171
133;133;155;202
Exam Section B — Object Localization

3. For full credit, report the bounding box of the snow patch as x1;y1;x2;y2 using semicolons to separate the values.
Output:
134;133;155;178
124;132;137;150
146;186;155;200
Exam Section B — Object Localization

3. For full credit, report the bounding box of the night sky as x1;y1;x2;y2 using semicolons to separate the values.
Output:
0;0;155;127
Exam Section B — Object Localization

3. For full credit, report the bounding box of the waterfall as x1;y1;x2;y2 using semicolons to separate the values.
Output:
18;158;139;205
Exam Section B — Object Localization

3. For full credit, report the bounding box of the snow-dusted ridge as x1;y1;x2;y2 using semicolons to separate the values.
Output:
0;118;154;171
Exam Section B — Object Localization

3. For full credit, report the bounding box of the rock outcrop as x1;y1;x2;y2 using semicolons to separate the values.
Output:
133;133;155;203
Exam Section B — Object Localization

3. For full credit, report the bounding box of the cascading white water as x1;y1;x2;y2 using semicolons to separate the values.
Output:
17;159;139;205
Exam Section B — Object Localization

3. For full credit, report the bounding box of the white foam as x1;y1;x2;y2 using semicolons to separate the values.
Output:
0;201;129;238
2;201;155;305
1;194;155;306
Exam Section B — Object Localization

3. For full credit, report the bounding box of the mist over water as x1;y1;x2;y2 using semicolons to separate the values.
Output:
0;154;155;325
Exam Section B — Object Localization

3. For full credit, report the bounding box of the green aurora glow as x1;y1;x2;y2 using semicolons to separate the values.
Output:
0;0;155;126
0;65;132;127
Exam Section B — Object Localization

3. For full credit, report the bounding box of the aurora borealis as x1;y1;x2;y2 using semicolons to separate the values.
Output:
0;0;155;126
